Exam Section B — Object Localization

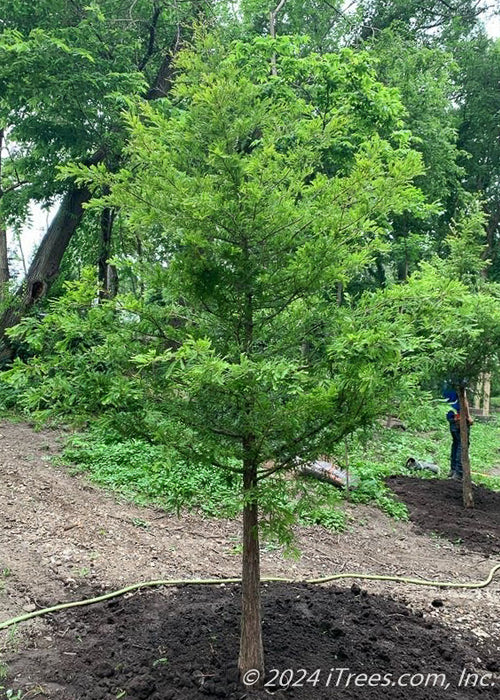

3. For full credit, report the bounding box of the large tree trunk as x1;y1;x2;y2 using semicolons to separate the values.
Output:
238;451;264;685
458;385;474;508
482;373;491;418
0;187;90;356
0;29;186;352
473;373;491;417
0;38;183;335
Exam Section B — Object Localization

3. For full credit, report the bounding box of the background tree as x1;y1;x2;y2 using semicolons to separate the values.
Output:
348;201;500;508
350;30;463;287
352;0;491;41
455;35;500;280
0;0;498;356
0;0;206;350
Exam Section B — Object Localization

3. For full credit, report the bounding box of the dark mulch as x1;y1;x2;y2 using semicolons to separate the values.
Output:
8;583;499;699
387;476;500;556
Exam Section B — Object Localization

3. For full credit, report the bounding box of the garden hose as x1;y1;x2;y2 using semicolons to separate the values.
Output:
1;563;499;632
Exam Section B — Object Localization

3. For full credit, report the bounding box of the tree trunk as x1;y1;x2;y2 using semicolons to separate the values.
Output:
482;373;491;417
473;373;491;417
238;235;263;683
0;128;10;296
0;222;9;296
458;385;474;509
107;264;119;299
0;187;90;356
374;255;386;288
269;0;287;76
98;206;118;299
238;453;264;685
336;281;343;307
0;31;185;350
473;376;483;412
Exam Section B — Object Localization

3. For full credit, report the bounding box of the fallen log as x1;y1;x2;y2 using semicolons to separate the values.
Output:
299;460;359;489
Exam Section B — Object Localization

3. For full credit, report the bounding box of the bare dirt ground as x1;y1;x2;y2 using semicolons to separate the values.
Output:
388;476;500;555
0;420;498;698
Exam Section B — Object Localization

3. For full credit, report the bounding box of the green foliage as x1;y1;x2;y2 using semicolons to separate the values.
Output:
57;409;499;523
1;0;497;300
63;36;428;490
0;376;20;412
60;423;412;532
0;0;197;224
443;197;489;286
62;429;242;518
2;25;499;568
349;467;409;520
2;690;23;700
345;252;500;392
355;412;500;492
67;411;500;530
464;416;500;491
353;0;489;40
371;29;462;205
2;271;144;427
456;34;500;280
60;426;350;536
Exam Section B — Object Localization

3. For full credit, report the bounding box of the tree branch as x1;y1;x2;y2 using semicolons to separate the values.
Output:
269;0;288;76
145;25;182;100
138;2;162;71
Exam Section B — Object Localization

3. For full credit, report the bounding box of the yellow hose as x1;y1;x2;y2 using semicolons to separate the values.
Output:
1;563;499;631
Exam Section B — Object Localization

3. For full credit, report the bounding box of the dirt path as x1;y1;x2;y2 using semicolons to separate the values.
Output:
0;420;498;687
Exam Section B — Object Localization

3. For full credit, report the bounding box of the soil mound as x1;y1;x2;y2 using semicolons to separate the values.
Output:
8;583;499;699
387;476;500;556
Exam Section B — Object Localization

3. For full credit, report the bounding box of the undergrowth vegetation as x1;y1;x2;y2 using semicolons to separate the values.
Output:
60;427;350;533
3;340;498;538
55;406;499;539
346;411;500;493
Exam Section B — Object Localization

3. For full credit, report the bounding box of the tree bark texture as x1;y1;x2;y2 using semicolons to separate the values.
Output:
269;0;287;76
0;128;10;295
473;373;491;417
0;29;185;354
0;187;90;355
458;385;474;509
0;223;9;294
238;453;264;685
